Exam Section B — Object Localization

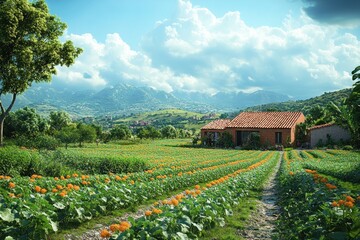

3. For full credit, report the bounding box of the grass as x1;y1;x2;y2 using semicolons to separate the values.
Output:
201;190;260;240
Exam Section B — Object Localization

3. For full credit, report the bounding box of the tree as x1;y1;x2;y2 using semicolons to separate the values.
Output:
0;0;82;145
161;125;178;138
77;123;96;147
49;111;71;133
56;125;79;149
110;125;131;140
344;65;360;147
5;107;48;137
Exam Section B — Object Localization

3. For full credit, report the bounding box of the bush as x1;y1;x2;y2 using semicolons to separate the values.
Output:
0;146;41;176
52;150;149;174
342;145;353;150
15;135;60;151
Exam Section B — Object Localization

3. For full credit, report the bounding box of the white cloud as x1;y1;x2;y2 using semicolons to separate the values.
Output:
55;0;359;99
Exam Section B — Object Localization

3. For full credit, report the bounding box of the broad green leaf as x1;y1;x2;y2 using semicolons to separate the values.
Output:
176;232;189;240
0;208;14;222
5;237;14;240
53;202;65;209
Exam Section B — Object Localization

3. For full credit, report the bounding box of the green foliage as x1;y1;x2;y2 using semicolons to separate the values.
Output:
52;150;149;174
110;125;132;140
161;125;178;138
137;126;161;139
242;132;261;150
345;65;360;148
55;125;79;149
0;0;82;145
4;107;48;137
76;123;96;146
216;131;234;148
0;146;39;176
245;89;351;115
49;111;71;133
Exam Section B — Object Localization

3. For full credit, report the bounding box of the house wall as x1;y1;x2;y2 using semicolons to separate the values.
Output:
227;128;292;146
201;129;225;138
310;125;351;148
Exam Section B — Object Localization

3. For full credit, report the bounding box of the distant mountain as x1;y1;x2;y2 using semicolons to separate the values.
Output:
244;88;351;115
172;89;291;110
4;82;296;117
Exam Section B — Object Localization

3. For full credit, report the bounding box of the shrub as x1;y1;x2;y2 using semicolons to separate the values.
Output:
52;150;149;174
0;146;41;176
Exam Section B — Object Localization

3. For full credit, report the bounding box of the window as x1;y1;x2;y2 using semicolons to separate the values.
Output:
275;132;282;144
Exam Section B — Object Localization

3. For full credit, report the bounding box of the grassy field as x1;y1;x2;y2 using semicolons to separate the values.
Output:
0;140;359;239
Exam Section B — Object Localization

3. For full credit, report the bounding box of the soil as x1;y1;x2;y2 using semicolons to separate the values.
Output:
237;152;282;240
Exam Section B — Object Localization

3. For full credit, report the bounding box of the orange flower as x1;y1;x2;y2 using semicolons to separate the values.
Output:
74;185;80;191
52;188;58;193
153;208;162;214
185;189;191;195
66;175;71;179
60;176;65;180
118;221;130;232
35;186;41;192
153;201;159;206
40;188;47;194
8;193;15;198
195;185;200;190
56;185;63;190
346;196;355;203
54;177;59;181
320;178;328;183
100;229;111;238
67;184;74;190
115;175;121;181
345;201;354;208
145;210;152;216
195;189;201;195
109;224;120;232
289;171;294;176
171;198;179;206
325;183;337;190
59;190;67;197
130;180;135;185
331;201;339;207
338;200;345;206
8;182;15;188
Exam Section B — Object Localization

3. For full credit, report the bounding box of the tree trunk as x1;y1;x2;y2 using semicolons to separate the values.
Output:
0;117;4;146
0;93;17;146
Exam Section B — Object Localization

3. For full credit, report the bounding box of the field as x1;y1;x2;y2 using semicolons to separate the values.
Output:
0;139;359;240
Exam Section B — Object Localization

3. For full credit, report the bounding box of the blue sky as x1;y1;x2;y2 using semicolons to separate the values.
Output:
46;0;360;99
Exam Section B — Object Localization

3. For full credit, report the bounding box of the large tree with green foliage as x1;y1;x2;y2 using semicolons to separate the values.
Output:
346;65;360;147
0;0;82;145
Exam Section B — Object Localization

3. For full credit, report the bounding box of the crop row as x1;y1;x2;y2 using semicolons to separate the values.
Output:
100;152;279;239
277;151;360;239
0;151;270;239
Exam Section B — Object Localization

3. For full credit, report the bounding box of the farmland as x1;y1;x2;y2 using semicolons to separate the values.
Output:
0;140;359;239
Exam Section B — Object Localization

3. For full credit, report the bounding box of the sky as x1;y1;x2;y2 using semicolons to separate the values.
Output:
46;0;360;99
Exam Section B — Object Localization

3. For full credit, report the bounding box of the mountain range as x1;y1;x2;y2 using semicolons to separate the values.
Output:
4;83;292;117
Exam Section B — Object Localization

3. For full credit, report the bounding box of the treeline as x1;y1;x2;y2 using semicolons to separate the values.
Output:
3;107;194;150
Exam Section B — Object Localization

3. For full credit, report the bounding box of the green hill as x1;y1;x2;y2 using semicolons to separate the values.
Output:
245;88;351;115
113;108;219;130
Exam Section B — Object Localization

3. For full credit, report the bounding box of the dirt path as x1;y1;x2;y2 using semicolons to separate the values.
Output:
237;152;282;240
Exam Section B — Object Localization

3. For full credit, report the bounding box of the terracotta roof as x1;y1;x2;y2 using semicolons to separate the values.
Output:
227;112;304;129
201;119;231;130
308;123;335;130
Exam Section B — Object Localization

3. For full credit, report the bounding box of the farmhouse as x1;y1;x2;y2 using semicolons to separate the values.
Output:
201;112;305;147
201;119;231;146
308;123;351;148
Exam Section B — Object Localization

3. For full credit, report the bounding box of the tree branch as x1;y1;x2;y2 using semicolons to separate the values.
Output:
5;93;17;116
